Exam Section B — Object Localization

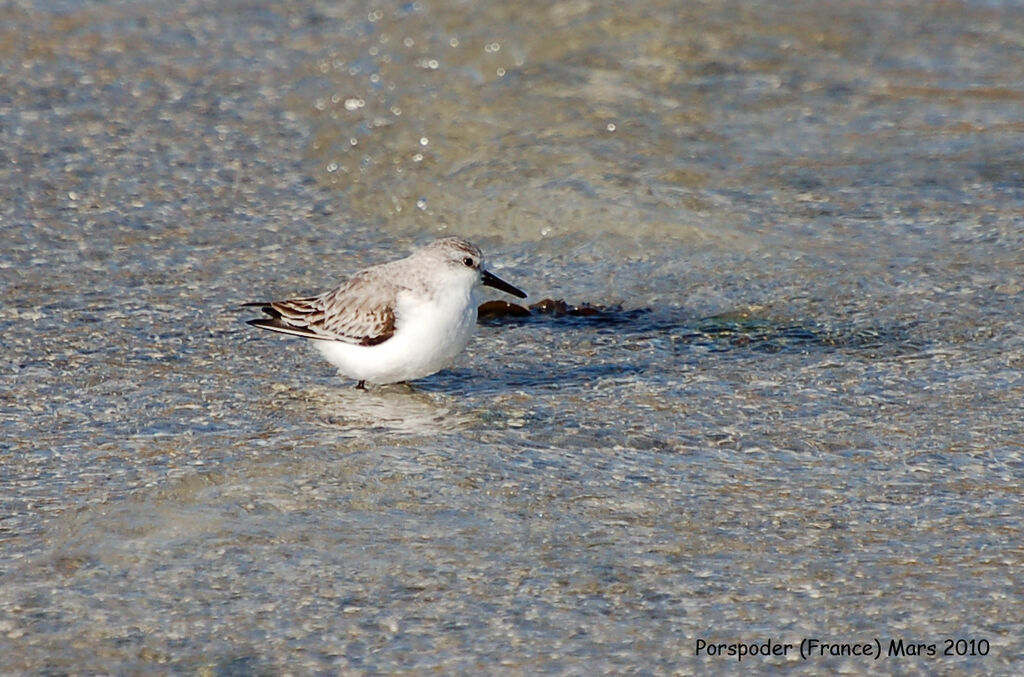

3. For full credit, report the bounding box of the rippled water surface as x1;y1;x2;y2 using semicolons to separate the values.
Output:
2;0;1023;673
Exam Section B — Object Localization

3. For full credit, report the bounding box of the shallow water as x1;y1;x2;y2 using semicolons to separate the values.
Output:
2;0;1023;673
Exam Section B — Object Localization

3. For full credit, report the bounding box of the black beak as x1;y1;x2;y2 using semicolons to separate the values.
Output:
481;269;527;299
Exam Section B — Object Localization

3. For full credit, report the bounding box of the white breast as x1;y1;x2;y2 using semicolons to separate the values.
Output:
314;285;479;384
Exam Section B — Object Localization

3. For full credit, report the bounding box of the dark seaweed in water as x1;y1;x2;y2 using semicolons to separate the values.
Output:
480;300;925;358
478;298;612;321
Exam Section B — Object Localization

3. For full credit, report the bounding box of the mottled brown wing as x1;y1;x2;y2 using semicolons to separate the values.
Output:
246;270;397;346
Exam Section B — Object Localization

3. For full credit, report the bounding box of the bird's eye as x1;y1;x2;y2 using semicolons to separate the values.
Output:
462;256;475;267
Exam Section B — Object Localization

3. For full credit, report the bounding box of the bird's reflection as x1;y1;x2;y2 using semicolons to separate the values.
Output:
301;383;474;436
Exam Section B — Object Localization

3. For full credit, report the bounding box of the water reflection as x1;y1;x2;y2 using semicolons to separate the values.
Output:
300;383;474;436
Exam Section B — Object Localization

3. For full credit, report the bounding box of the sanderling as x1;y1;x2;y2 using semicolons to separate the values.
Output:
245;236;526;388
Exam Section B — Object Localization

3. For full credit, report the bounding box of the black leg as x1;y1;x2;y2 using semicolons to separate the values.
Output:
356;380;366;390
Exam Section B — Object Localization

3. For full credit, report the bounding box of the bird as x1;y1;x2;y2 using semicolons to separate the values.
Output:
244;236;526;388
